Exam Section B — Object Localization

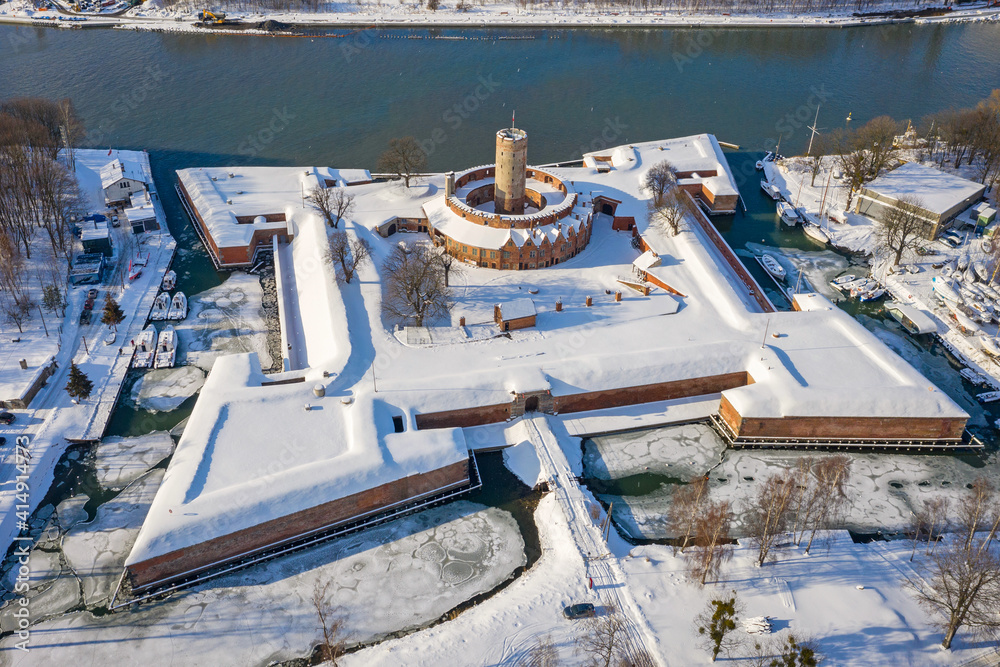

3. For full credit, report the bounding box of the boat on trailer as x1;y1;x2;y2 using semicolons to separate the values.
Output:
167;292;188;321
759;253;786;281
132;325;157;369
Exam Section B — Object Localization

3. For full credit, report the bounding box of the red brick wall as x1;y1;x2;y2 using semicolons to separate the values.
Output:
128;459;470;591
734;415;965;441
415;403;512;429
554;372;751;415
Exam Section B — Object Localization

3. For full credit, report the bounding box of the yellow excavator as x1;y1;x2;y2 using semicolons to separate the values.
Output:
196;9;242;26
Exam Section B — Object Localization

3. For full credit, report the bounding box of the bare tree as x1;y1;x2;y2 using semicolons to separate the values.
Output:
856;115;900;179
910;496;950;562
307;185;355;229
377;137;427;188
667;475;710;555
649;188;689;237
1;297;31;334
381;244;451;327
326;231;372;284
744;472;798;567
688;500;734;586
311;581;348;665
434;247;462;287
907;540;1000;650
641;160;677;206
800;456;851;554
956;476;1000;555
695;592;742;662
520;634;560;667
874;195;926;266
576;602;631;667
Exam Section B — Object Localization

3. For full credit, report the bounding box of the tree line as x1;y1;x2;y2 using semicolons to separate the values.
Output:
0;97;85;334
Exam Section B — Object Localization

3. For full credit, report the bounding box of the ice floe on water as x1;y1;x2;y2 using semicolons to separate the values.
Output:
95;432;175;490
0;497;526;666
174;273;272;372
583;423;999;540
742;242;858;301
128;366;206;413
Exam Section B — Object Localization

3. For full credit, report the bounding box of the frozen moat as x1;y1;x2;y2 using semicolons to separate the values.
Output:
0;430;526;667
584;423;998;540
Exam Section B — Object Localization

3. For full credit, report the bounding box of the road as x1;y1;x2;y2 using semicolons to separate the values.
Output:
524;414;663;667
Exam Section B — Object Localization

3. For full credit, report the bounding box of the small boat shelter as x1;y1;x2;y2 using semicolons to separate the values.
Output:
885;302;938;335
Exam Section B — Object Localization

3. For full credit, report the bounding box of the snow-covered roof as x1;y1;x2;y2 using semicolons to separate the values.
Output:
633;250;661;272
863;162;985;216
80;222;110;241
125;352;469;566
423;196;587;251
885;302;938;335
100;158;145;189
130;189;151;208
497;298;536;321
124;203;156;223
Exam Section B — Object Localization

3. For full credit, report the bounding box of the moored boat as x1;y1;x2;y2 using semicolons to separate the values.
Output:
859;287;885;302
132;325;157;369
980;336;1000;359
802;223;829;244
759;253;786;280
760;180;782;201
777;201;800;226
154;325;177;369
161;270;177;291
149;293;169;321
974;261;988;282
931;277;962;305
167;292;188;321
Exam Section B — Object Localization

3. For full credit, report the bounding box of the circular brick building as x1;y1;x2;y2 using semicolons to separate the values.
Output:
423;127;594;270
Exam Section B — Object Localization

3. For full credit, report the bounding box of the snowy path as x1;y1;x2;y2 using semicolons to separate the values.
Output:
275;239;306;371
524;414;664;666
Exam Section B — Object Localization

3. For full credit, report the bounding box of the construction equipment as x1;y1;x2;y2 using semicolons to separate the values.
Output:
196;9;241;25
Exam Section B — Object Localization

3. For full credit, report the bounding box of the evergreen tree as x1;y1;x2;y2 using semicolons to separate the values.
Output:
696;593;741;662
101;294;125;331
65;363;93;402
42;284;64;314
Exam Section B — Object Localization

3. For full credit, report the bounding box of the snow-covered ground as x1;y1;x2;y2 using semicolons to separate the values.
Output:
2;0;998;32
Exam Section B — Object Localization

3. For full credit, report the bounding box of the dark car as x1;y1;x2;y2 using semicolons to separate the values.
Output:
79;310;92;325
0;412;15;425
563;603;596;620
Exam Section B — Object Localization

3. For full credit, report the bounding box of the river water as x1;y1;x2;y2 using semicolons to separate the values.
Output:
1;20;997;486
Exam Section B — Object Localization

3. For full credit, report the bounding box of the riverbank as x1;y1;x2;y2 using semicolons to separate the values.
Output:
2;0;999;32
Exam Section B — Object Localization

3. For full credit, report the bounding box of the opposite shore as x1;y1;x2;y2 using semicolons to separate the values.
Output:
1;0;999;32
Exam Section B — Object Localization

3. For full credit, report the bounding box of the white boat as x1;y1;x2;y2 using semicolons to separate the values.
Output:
777;201;800;226
128;264;142;282
760;180;782;201
931;277;962;305
830;274;857;289
980;336;1000;358
154;325;177;369
161;270;177;291
941;264;954;278
970;301;992;322
802;223;829;244
976;390;1000;403
859;287;885;302
957;254;970;271
132;325;156;369
849;278;875;298
974;261;988;282
755;160;765;171
965;268;978;284
166;292;188;321
954;310;980;334
759;254;786;280
150;293;169;321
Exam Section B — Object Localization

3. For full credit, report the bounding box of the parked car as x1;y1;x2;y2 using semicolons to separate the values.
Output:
563;603;596;620
87;288;98;300
938;235;961;248
83;298;95;310
79;310;92;325
0;412;15;425
110;215;120;228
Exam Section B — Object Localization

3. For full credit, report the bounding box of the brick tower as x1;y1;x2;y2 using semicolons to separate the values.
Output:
494;127;527;215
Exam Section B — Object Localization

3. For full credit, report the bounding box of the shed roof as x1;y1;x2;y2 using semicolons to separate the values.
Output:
497;297;536;321
863;163;985;216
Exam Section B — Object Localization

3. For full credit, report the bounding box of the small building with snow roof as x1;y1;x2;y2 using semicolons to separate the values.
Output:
494;298;536;331
101;158;147;206
856;162;986;239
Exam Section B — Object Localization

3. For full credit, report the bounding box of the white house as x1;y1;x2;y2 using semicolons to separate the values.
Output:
101;158;147;206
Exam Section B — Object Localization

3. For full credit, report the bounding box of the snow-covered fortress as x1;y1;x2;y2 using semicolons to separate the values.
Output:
131;130;970;595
